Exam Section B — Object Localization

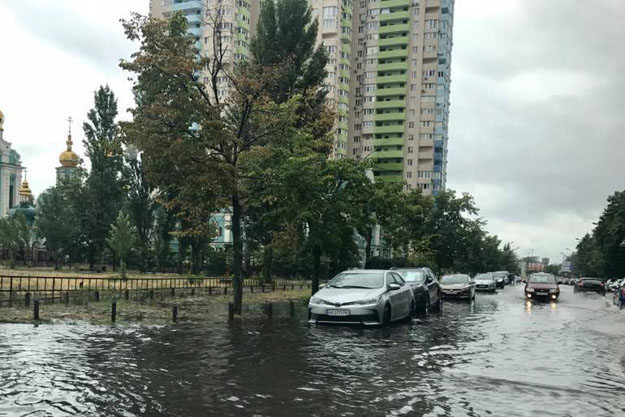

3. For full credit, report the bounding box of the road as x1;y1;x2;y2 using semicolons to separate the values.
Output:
1;284;625;416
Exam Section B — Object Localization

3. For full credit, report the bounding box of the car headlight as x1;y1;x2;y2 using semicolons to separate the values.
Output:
310;297;322;304
526;288;535;292
357;297;380;305
549;289;558;293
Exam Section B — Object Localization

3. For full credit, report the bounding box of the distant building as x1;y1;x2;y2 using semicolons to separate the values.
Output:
56;126;80;185
0;109;25;216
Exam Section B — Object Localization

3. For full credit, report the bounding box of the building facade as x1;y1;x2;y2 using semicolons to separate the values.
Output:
150;0;455;195
0;110;25;216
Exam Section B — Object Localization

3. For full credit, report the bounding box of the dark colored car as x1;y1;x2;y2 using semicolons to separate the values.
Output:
440;274;475;301
492;271;507;289
574;277;606;296
525;273;560;301
394;267;442;313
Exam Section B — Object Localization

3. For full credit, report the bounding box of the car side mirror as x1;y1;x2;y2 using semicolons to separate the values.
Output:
319;284;325;289
388;283;401;291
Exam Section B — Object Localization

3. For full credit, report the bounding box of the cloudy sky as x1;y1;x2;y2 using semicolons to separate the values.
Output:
1;0;624;263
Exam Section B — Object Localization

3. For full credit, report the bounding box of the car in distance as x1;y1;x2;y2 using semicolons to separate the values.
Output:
492;271;508;289
474;273;497;293
393;267;442;313
525;273;560;301
439;274;475;300
308;270;415;326
573;277;606;296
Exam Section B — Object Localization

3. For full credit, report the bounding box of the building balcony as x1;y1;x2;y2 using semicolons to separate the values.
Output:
377;49;408;59
376;86;406;97
186;14;201;24
379;11;410;22
188;26;202;37
377;174;403;183
376;74;407;84
374;124;405;134
378;36;409;47
379;23;410;35
375;162;404;172
375;99;405;109
374;112;405;122
373;137;404;146
380;0;412;8
171;0;203;13
376;61;407;71
372;150;404;159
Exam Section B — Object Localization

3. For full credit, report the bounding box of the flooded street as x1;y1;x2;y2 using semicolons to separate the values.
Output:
1;285;625;416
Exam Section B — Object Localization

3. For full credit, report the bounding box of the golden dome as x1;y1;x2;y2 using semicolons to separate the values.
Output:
59;133;79;167
19;178;32;198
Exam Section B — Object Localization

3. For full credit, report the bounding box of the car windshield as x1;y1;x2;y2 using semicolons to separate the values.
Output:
441;275;469;284
396;270;425;283
475;274;493;281
327;272;385;289
529;274;556;284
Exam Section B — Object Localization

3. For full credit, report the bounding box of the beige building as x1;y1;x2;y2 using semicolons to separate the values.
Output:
0;110;25;216
151;0;454;194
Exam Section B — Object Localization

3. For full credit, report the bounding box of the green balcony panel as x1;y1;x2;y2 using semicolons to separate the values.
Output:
380;0;411;7
372;150;404;159
338;96;349;104
378;36;409;47
373;137;405;146
379;11;410;22
376;61;407;71
377;175;403;183
374;112;405;122
376;87;406;96
377;49;408;59
374;124;405;134
375;99;406;109
376;74;408;84
375;162;404;171
379;23;410;35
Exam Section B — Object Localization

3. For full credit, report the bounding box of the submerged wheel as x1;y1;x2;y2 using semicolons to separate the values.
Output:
409;300;416;320
383;304;392;326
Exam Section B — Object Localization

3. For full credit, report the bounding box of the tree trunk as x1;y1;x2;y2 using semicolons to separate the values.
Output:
311;244;322;294
364;227;373;267
191;241;200;275
262;246;273;284
231;193;244;315
54;250;60;270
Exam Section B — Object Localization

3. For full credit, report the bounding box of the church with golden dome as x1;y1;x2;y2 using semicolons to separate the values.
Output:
0;109;26;216
56;118;80;185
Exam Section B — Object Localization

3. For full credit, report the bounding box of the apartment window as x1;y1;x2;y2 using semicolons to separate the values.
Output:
408;121;415;128
363;121;374;128
366;46;377;56
408;134;414;141
423;69;436;78
327;72;336;79
407;146;414;154
412;71;417;79
366;58;377;65
407;159;413;166
418;171;432;178
363;108;375;115
410;84;416;91
364;96;375;102
354;136;361;143
365;84;376;93
354;124;362;131
370;8;380;16
421;121;432;127
412;46;418;53
421;108;435;115
426;19;438;29
323;6;338;28
419;133;433;140
406;171;412;178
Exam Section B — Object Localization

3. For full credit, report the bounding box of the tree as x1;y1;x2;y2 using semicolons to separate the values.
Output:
82;85;124;268
35;187;77;269
106;211;138;279
0;214;30;268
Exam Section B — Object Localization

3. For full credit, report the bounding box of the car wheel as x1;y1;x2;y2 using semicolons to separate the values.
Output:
408;300;416;320
431;293;442;313
472;290;476;301
383;304;392;326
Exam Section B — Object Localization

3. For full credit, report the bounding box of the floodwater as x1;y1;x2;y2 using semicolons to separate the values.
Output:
1;285;625;416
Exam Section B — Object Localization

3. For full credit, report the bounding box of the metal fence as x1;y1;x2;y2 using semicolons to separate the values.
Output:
0;276;311;307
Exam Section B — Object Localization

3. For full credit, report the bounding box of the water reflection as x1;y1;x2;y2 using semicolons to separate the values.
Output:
1;286;624;416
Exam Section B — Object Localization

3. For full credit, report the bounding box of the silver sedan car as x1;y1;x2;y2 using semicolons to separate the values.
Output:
308;270;415;326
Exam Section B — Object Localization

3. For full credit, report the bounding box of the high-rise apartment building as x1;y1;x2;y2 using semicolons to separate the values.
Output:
151;0;454;195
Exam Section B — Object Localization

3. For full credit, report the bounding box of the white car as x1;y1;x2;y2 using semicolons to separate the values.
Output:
308;270;415;326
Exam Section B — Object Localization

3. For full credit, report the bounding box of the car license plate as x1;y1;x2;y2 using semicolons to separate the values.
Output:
327;309;349;316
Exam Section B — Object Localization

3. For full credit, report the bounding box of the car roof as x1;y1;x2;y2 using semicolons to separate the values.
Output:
392;267;428;271
342;269;388;274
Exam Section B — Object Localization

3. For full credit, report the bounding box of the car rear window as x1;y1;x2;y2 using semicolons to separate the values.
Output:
396;270;425;283
441;275;469;284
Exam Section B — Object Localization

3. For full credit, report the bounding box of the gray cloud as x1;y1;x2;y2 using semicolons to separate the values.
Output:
447;0;625;261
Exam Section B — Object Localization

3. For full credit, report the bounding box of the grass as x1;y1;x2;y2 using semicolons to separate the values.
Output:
0;288;312;325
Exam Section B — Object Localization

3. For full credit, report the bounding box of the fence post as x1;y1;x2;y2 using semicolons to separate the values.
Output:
272;283;276;292
25;292;31;307
171;287;175;298
225;286;228;296
228;302;234;322
124;289;129;301
9;277;13;306
111;301;117;323
209;286;213;296
191;288;195;297
64;292;69;307
149;290;154;300
290;300;295;317
52;278;56;304
172;305;178;323
283;284;286;292
33;299;40;321
251;285;254;293
267;302;273;319
261;284;265;293
94;290;100;302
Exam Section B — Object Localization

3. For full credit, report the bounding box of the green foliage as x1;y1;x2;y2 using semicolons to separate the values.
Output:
0;213;30;267
82;85;125;267
106;211;138;279
573;190;625;277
